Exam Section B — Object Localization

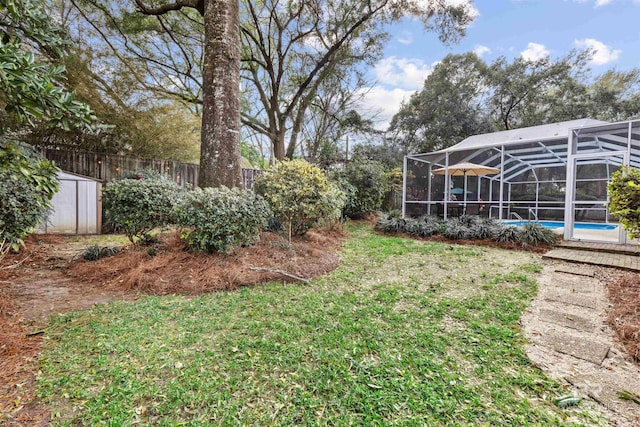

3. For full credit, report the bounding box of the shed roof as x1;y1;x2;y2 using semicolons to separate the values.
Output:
58;171;102;182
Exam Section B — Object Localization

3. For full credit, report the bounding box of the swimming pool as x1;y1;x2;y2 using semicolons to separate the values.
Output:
502;220;618;230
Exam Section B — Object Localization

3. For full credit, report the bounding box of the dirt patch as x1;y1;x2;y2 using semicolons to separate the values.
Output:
0;238;64;425
604;271;640;362
0;229;344;425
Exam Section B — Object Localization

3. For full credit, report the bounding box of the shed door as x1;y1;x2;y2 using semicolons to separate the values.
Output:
47;180;77;234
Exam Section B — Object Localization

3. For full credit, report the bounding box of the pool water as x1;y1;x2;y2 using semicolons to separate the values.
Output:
503;220;618;230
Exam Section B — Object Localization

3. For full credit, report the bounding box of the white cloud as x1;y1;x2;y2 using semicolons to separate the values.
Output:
443;0;480;18
574;38;621;65
397;31;413;45
473;44;491;57
356;86;415;130
595;0;613;5
374;56;434;89
520;42;550;61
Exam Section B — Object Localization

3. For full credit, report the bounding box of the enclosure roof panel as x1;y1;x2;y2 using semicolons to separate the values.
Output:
413;118;608;157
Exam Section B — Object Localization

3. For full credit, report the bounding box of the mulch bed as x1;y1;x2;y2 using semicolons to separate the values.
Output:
606;272;640;362
67;229;343;294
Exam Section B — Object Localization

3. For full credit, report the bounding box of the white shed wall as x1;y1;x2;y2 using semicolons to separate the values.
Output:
38;172;102;234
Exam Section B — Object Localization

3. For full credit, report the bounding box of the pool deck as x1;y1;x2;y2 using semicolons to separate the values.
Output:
544;241;640;272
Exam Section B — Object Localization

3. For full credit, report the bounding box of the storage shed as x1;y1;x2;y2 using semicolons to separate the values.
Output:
38;171;102;234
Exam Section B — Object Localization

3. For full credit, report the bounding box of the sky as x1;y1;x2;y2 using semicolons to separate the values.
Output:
359;0;640;130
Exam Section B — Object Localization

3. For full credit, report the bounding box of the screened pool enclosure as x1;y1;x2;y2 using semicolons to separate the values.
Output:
402;118;640;244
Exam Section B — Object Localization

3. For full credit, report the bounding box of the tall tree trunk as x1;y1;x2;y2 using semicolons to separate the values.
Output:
286;99;307;159
272;124;286;161
199;0;242;188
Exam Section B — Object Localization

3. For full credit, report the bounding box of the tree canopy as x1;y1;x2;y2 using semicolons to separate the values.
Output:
0;0;94;130
56;0;476;168
390;51;640;154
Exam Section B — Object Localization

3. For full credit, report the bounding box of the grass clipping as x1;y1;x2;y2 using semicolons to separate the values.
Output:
607;273;640;361
68;230;343;295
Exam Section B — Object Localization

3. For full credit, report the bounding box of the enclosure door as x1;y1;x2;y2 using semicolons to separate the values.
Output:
566;152;628;243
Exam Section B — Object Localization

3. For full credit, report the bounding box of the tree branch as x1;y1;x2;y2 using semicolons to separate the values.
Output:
133;0;201;16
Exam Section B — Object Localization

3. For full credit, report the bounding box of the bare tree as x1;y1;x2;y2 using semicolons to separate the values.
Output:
240;0;474;160
62;0;475;164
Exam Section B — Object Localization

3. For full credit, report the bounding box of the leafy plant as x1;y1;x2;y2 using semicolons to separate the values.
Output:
254;160;345;240
406;216;441;237
174;187;270;253
82;244;119;261
0;0;95;129
375;213;407;233
0;140;59;255
470;218;501;240
519;223;557;247
608;166;640;239
102;175;182;243
441;219;473;240
335;159;388;219
494;225;521;243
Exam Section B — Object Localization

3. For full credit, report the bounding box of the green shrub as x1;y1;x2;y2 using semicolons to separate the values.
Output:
406;216;442;237
494;226;520;243
82;244;119;261
467;217;500;240
375;213;408;233
519;223;557;247
174;187;270;253
0;141;59;255
337;159;388;219
441;219;474;240
102;176;182;243
254;160;345;239
608;166;640;239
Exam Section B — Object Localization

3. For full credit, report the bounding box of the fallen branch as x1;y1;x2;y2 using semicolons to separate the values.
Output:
248;267;310;285
0;254;31;270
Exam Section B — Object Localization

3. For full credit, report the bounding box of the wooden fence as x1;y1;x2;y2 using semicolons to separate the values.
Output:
42;149;262;189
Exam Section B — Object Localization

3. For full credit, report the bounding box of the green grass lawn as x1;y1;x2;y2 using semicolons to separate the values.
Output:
37;224;603;425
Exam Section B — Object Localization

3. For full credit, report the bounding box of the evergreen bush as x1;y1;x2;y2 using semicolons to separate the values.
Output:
174;187;270;253
0;141;59;255
519;222;557;247
102;175;182;242
254;160;345;239
337;159;388;219
494;225;521;243
608;166;640;239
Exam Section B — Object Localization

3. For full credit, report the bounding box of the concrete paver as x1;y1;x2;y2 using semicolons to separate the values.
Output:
523;257;640;426
543;290;598;309
543;248;640;271
543;330;610;364
538;308;596;332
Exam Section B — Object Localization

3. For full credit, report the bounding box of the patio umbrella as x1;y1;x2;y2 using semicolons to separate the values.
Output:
433;162;500;212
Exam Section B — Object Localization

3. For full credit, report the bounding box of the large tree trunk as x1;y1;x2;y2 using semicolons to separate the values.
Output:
199;0;242;188
272;124;287;161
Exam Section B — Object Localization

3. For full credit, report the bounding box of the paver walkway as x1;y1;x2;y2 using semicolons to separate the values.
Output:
558;241;640;256
543;247;640;271
522;261;640;426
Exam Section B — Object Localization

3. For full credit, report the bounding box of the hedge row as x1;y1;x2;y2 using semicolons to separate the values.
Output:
103;160;346;253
